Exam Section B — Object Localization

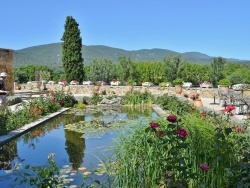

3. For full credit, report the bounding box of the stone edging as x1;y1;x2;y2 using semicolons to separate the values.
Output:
0;108;70;146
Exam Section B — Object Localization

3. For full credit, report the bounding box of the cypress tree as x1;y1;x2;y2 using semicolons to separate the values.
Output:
61;16;84;83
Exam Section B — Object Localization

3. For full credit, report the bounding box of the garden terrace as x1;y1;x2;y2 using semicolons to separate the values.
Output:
18;83;218;98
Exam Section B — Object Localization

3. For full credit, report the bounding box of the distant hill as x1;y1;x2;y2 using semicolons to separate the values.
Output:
13;43;249;68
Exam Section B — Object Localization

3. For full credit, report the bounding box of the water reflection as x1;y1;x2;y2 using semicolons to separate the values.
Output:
0;140;17;170
0;107;157;187
65;130;85;170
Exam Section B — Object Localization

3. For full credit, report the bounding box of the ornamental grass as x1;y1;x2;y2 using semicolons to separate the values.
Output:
110;95;250;187
122;90;153;107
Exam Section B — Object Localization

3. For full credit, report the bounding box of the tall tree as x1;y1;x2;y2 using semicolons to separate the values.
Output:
211;57;226;85
61;16;84;83
88;58;115;82
163;55;183;82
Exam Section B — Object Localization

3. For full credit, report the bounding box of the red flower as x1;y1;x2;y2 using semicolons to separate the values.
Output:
166;115;177;123
190;93;199;100
200;164;210;171
236;126;243;132
149;121;160;129
176;128;188;138
221;105;236;113
156;130;165;137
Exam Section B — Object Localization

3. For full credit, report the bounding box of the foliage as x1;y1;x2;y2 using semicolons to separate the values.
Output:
75;102;86;109
163;55;184;82
135;61;166;84
88;58;115;82
122;90;153;106
15;153;71;187
61;16;84;83
110;97;250;187
218;78;231;86
90;93;103;105
211;57;226;86
14;64;54;83
173;78;184;86
155;94;192;116
116;56;134;82
0;94;63;135
180;62;212;85
49;90;78;107
111;115;197;187
39;70;51;81
159;82;172;87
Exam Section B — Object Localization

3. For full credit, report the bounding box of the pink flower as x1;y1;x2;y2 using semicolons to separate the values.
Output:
200;164;210;171
149;121;160;129
236;126;243;132
176;128;188;138
166;115;177;123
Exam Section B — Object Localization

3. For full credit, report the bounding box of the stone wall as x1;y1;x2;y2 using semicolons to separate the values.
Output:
18;84;217;98
0;48;14;95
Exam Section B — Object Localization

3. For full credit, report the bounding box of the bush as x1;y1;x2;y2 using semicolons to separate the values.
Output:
91;93;103;105
159;82;172;87
173;78;184;86
49;91;78;107
218;78;231;86
122;90;153;106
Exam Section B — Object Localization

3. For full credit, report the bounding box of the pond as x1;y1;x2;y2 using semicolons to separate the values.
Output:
0;106;157;187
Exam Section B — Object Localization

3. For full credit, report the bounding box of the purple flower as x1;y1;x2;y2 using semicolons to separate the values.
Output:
200;164;210;171
166;115;177;123
176;128;188;138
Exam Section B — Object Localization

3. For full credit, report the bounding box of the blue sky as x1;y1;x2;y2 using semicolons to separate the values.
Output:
1;0;249;60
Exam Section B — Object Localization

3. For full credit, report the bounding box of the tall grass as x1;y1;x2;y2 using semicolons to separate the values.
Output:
109;97;250;187
122;90;153;107
111;122;167;187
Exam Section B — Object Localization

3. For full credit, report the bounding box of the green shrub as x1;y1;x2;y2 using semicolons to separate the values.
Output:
159;82;172;87
49;91;78;107
122;90;153;106
91;93;103;105
218;78;231;86
75;103;86;109
173;78;184;86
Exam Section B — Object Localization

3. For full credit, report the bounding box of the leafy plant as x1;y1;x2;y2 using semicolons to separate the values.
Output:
49;90;78;107
159;82;172;87
91;93;103;105
15;153;71;187
218;78;231;86
122;90;153;106
173;78;184;86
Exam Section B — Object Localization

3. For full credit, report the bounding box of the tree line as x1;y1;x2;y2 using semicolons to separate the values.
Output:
14;56;250;86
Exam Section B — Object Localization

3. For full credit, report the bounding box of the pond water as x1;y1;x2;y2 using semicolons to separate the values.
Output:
0;107;157;187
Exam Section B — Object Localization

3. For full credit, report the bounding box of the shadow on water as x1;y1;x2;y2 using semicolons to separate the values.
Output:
0;106;157;187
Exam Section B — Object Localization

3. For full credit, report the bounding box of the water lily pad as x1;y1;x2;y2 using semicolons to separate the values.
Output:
78;167;86;171
83;171;91;176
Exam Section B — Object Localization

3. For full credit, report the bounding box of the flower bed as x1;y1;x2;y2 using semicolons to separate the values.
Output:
0;91;77;135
